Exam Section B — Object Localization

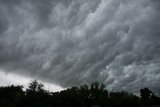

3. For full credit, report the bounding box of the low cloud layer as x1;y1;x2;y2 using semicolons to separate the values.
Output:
0;0;160;92
0;71;63;92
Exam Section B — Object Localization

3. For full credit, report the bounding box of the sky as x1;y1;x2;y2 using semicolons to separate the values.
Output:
0;0;160;93
0;70;63;92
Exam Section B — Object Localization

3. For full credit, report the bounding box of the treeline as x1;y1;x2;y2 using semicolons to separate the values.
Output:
0;80;160;107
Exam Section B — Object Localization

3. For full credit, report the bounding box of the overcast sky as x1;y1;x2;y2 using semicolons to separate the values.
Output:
0;0;160;92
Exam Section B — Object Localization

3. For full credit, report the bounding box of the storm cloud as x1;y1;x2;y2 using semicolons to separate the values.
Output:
0;0;160;92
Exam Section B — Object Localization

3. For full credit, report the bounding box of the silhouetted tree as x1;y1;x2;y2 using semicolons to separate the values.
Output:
89;82;108;106
140;88;151;105
140;88;160;106
24;80;51;107
140;88;151;99
80;84;91;106
27;80;44;92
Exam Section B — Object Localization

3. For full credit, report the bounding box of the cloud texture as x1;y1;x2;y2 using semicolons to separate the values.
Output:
0;0;160;92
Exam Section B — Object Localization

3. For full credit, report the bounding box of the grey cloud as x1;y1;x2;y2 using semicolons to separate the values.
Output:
0;0;160;92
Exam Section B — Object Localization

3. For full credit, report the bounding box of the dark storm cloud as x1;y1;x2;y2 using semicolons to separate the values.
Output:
0;0;160;92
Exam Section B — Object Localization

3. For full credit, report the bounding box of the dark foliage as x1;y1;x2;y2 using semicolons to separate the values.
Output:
0;85;24;107
0;81;160;107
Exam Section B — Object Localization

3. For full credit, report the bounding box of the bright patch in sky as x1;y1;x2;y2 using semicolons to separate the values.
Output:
0;70;64;92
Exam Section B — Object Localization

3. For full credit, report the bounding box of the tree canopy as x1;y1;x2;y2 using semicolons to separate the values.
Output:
0;80;160;107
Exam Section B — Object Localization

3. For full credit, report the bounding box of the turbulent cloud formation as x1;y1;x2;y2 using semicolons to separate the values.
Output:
0;0;160;92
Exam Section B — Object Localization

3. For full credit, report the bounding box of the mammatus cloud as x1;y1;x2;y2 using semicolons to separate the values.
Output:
0;0;160;92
